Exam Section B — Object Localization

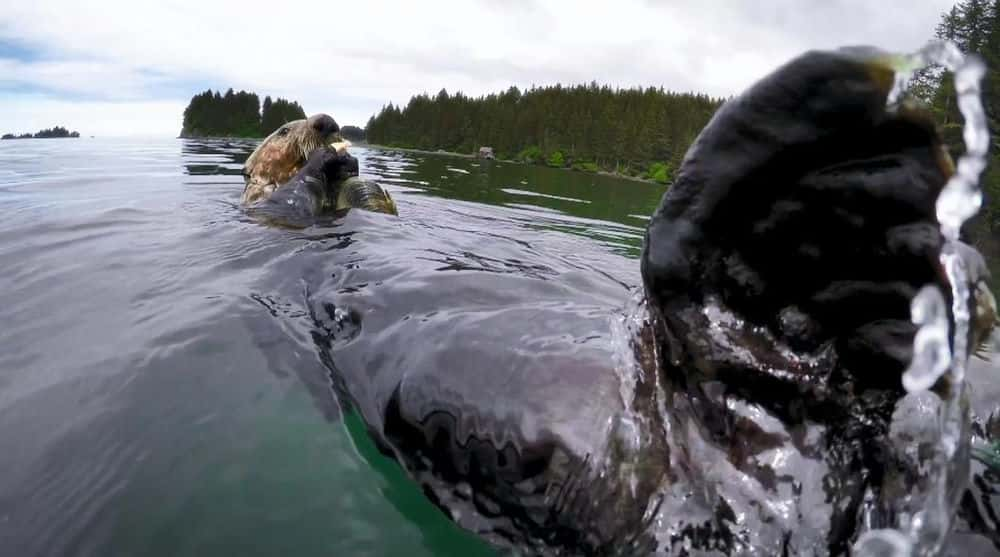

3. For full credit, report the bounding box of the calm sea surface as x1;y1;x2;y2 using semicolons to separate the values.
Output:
0;138;677;556
4;138;1000;556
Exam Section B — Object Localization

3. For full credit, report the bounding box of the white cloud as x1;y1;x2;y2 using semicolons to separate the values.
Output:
0;59;164;99
0;0;956;137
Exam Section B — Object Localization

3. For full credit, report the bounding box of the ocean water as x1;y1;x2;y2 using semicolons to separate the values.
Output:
0;138;664;556
3;138;1000;556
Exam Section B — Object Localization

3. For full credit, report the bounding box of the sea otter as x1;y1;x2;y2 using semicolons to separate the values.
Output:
242;114;397;216
243;113;341;205
246;146;361;222
260;49;996;554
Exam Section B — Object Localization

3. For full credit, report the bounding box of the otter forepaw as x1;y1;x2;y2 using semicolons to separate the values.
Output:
641;49;955;394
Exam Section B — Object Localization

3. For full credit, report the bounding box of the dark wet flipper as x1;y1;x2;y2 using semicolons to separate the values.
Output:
796;155;943;223
641;48;960;397
885;222;943;259
840;319;918;384
735;139;948;290
807;280;917;327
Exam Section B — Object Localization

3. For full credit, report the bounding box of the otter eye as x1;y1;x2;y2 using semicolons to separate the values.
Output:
277;127;289;137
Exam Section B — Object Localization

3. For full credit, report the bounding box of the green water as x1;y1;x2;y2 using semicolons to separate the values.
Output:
0;140;666;557
364;150;665;258
109;392;495;557
5;139;1000;556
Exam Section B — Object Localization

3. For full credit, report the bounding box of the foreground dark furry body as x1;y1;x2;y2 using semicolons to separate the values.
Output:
284;50;994;554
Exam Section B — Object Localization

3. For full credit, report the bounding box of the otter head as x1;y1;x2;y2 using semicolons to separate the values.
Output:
242;113;341;204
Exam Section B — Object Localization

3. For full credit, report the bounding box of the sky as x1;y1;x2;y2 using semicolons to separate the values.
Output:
0;0;956;137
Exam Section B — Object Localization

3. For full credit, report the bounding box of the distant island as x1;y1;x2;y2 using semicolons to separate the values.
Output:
180;89;313;138
2;126;81;140
365;85;722;184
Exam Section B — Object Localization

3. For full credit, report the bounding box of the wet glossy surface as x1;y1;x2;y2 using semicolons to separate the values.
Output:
0;138;668;556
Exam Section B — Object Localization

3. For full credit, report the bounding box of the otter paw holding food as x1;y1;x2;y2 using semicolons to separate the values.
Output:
242;113;342;205
242;114;399;218
248;146;360;222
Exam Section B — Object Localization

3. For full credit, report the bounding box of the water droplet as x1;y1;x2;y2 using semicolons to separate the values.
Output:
863;38;988;556
855;529;914;557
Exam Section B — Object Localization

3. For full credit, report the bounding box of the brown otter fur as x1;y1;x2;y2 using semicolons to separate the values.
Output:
242;113;341;205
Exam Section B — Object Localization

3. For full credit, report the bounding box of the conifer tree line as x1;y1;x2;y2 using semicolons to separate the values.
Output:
909;0;1000;230
340;125;366;142
364;84;723;183
366;1;999;196
1;126;80;140
180;89;307;138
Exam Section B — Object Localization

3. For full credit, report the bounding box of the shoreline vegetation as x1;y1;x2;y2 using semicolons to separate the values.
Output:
179;89;368;142
365;84;722;186
176;1;998;227
2;126;80;140
179;89;308;139
364;0;1000;229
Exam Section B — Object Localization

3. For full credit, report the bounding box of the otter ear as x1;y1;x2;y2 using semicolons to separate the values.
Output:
277;127;290;137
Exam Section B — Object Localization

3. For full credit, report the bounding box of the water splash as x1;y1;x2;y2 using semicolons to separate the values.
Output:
889;40;988;242
857;40;989;556
856;529;915;557
901;286;952;393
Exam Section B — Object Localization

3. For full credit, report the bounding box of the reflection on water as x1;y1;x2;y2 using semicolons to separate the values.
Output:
0;138;667;556
363;150;661;259
182;139;254;176
2;137;999;556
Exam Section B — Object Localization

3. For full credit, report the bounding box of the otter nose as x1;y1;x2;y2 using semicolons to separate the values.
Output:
309;113;340;138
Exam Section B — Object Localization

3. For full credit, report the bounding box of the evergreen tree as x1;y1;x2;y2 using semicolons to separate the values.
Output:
261;98;307;136
180;89;304;138
364;82;723;179
1;126;80;139
341;125;365;141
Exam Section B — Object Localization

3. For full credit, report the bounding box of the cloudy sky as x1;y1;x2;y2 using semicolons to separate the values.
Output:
0;0;955;137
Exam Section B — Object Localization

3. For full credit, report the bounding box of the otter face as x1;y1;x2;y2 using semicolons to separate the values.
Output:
242;113;341;204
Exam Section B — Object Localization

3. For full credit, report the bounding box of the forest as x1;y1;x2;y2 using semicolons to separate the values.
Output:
179;89;307;138
366;0;1000;222
341;125;365;142
1;126;80;139
364;84;722;183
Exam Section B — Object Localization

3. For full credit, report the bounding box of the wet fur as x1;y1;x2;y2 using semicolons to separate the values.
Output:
247;148;358;224
242;117;334;205
356;50;994;554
